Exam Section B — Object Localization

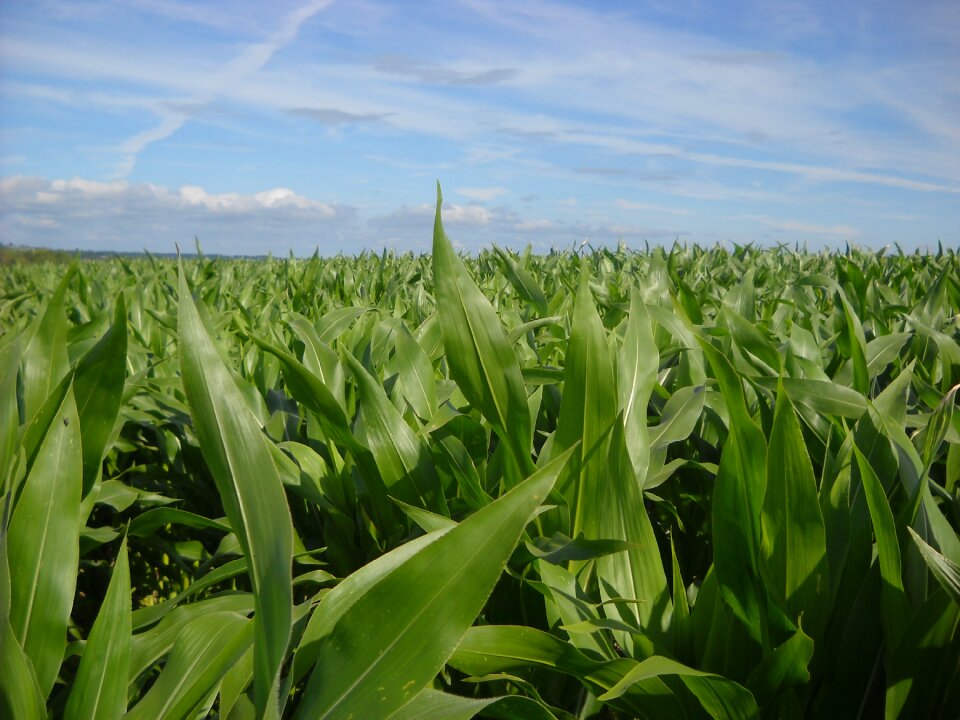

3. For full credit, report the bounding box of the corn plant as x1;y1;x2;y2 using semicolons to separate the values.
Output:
1;187;958;718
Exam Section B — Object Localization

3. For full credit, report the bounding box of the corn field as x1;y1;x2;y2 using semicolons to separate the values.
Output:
1;189;959;718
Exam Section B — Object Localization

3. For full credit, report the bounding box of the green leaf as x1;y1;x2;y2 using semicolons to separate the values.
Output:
761;382;829;639
7;384;81;699
449;624;642;702
885;590;960;719
724;306;781;374
0;495;45;720
129;594;254;680
0;339;20;490
64;536;131;720
0;614;45;720
294;447;575;719
345;351;443;511
288;313;347;410
745;625;814;710
836;290;869;395
73;295;127;496
178;266;293;720
594;420;670;643
391;325;438;420
493;247;549;316
699;340;767;644
128;508;231;537
387;687;559;720
554;263;617;541
525;532;636;565
597;655;760;720
670;536;691;658
292;532;444;686
617;287;657;483
907;527;960;606
125;612;253;720
20;266;74;421
250;333;361;453
753;377;866;419
432;184;533;478
314;306;373;345
854;445;910;649
648;384;705;450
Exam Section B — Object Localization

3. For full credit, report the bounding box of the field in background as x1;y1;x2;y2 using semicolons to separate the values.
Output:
2;199;959;718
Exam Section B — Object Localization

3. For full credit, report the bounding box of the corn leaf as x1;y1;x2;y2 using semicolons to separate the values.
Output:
554;263;617;541
178;265;293;719
73;295;127;497
387;687;560;720
64;536;131;720
294;448;574;719
7;384;81;699
853;445;911;651
20;266;74;421
617;287;657;483
345;350;443;511
432;184;532;478
700;340;767;644
761;382;830;639
125;611;253;720
0;495;45;720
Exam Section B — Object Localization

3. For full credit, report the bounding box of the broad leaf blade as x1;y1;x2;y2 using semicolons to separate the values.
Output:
20;266;74;421
295;448;575;719
617;287;657;483
7;385;81;699
64;536;131;720
0;493;45;720
699;340;767;644
345;350;443;511
387;687;560;720
761;383;830;639
595;420;670;642
854;444;910;651
73;294;127;496
907;527;960;607
125;612;253;720
555;264;617;541
178;266;293;719
432;184;532;478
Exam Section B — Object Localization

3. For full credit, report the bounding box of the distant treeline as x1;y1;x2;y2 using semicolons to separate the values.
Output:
0;244;78;266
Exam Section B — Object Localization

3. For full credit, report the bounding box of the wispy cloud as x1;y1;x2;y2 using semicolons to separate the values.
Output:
614;199;694;216
456;187;508;201
104;0;335;176
111;114;187;177
374;55;520;86
749;216;861;237
288;107;392;126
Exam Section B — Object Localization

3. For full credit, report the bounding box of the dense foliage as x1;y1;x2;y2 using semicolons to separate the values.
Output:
2;192;959;718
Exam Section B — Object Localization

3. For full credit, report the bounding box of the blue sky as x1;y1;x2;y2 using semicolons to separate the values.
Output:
1;0;958;254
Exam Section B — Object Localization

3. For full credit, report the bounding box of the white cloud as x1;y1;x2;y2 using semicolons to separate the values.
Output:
177;185;337;215
455;187;508;201
51;178;131;194
0;175;350;253
444;204;492;225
